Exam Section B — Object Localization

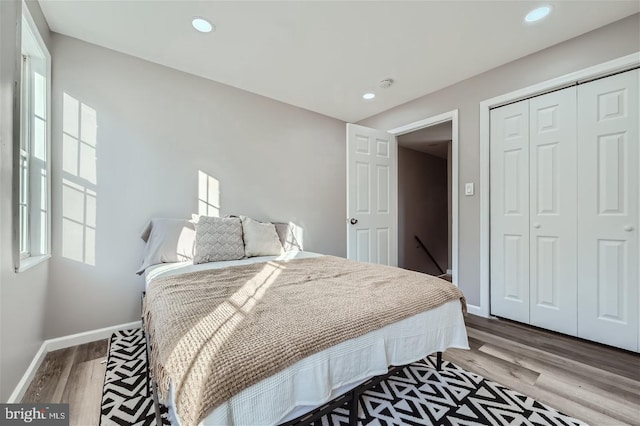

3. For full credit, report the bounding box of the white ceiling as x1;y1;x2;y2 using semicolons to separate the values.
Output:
38;1;639;122
398;121;451;158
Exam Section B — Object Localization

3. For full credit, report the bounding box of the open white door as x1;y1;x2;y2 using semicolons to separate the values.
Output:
346;123;397;266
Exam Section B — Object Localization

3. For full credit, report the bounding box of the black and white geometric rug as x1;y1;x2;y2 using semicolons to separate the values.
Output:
101;329;587;426
100;329;169;425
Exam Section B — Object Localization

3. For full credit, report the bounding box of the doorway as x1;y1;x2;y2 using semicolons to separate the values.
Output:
387;110;459;285
346;110;459;284
397;121;452;279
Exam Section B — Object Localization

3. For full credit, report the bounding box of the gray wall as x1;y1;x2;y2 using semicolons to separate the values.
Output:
360;14;640;306
45;34;346;339
0;0;51;402
398;148;448;275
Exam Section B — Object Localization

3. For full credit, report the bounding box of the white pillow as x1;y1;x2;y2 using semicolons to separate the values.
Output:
241;216;284;257
137;218;195;275
274;222;303;251
194;216;245;264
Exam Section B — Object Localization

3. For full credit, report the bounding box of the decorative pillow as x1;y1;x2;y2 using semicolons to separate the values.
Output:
194;216;245;264
191;213;237;223
137;218;195;275
274;222;303;251
241;216;284;257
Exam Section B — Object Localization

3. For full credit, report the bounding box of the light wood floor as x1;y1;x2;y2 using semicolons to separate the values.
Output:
22;316;640;426
22;340;108;426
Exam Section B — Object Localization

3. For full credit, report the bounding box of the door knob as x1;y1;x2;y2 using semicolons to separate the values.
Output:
533;223;541;229
623;225;634;232
350;218;358;225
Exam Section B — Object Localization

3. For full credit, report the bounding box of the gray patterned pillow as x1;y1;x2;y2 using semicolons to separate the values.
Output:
194;216;245;264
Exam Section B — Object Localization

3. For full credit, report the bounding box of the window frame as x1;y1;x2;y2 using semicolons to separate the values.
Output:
19;54;31;259
15;2;51;273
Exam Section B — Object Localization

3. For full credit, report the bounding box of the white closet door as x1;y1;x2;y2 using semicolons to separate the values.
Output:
490;100;530;323
577;69;639;351
529;87;578;336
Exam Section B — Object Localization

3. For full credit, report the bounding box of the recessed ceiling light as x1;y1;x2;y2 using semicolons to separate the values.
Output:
192;17;214;33
525;6;551;23
362;93;376;100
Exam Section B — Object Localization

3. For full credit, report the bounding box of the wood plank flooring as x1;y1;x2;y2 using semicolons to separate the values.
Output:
22;340;108;426
448;315;640;426
22;317;639;426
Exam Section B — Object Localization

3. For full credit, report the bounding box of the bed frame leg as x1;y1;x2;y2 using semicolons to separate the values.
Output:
143;329;150;398
141;292;151;399
144;325;162;425
436;351;443;371
151;379;163;425
349;388;359;426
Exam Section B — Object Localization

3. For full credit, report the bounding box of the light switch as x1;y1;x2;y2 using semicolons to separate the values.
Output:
465;182;474;196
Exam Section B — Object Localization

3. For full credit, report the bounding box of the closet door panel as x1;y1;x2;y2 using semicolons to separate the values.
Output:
490;101;530;323
529;87;578;336
577;69;639;351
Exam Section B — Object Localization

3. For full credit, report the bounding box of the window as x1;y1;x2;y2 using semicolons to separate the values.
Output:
16;4;51;272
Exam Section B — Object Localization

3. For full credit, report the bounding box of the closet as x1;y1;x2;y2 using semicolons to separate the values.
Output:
490;69;639;352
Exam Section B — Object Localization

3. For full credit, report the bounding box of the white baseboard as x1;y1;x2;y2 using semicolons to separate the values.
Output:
46;320;141;352
466;304;488;318
446;269;453;275
7;320;142;403
7;342;48;403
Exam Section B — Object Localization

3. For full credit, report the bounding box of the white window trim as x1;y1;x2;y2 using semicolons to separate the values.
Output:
19;55;31;259
14;1;51;273
17;254;51;273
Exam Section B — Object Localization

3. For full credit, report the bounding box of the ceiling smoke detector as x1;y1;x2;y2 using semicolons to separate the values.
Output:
379;79;394;89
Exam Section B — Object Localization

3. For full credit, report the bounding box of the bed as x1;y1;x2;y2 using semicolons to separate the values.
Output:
143;250;468;426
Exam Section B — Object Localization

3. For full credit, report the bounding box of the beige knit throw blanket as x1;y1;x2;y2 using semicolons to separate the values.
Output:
143;255;466;426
